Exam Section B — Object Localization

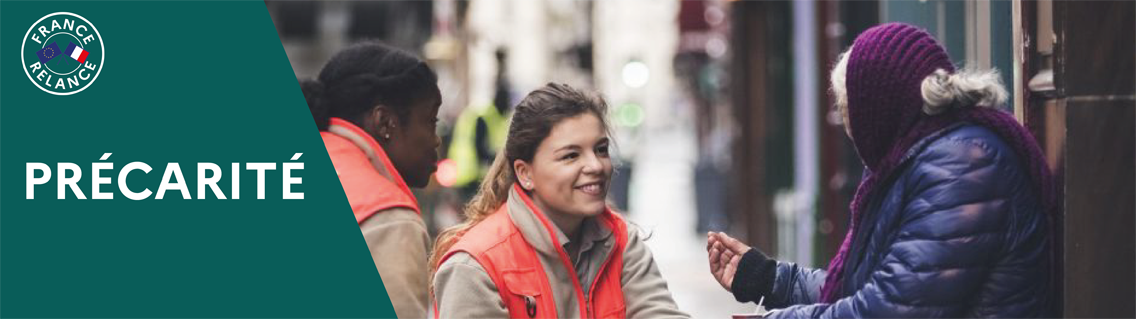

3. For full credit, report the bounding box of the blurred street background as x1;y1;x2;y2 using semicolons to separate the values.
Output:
268;1;1135;317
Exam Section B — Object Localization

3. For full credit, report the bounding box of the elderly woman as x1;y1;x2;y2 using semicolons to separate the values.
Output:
707;23;1056;317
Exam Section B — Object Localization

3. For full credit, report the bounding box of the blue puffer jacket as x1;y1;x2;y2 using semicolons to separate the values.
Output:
756;124;1051;318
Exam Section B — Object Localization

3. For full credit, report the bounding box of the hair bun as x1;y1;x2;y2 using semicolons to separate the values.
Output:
921;68;1008;115
300;79;331;130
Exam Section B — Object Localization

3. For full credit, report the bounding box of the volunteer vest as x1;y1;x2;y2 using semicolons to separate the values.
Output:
322;117;419;224
438;184;628;318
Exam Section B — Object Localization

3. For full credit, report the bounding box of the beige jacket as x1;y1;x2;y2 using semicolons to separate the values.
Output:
330;120;431;319
434;188;690;318
362;207;430;319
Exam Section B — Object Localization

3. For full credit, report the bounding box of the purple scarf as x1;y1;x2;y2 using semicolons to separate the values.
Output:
818;23;1056;303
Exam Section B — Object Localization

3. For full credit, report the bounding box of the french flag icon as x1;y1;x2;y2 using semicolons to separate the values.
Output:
64;43;89;64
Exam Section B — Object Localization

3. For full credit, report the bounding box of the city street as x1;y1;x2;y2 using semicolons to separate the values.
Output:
628;123;754;318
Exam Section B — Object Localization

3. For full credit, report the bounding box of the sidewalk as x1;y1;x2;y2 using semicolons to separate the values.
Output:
628;125;754;318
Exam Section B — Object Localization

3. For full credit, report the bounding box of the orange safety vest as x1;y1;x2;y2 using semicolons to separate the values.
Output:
437;184;628;319
321;117;420;224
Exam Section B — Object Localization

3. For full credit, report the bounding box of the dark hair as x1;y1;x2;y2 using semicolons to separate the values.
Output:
300;42;438;131
429;83;610;291
501;83;609;166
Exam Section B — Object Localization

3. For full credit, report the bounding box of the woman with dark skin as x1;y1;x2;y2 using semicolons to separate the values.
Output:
301;41;441;319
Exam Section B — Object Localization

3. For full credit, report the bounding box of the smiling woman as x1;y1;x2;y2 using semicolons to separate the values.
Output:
429;83;690;319
512;103;613;238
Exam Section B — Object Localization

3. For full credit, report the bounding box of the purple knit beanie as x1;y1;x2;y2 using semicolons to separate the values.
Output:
846;23;954;171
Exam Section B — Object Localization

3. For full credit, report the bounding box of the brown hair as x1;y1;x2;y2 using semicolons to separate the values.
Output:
428;83;610;292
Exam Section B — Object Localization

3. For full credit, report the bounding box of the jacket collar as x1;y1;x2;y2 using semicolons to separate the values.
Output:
506;184;613;259
892;122;967;170
326;117;417;206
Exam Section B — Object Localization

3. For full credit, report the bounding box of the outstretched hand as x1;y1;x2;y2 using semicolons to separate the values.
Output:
706;231;752;292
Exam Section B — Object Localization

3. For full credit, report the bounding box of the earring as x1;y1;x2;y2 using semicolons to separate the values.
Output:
384;133;391;139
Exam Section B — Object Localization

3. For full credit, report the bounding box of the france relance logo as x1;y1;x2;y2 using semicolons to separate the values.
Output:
22;12;104;95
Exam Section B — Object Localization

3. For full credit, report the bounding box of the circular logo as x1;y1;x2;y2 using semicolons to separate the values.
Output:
22;12;104;95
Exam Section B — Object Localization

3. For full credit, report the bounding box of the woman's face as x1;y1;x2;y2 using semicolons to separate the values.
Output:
385;87;442;188
517;113;612;218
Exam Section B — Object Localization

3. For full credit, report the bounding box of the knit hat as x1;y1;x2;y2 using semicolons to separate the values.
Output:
846;22;954;171
818;22;1056;304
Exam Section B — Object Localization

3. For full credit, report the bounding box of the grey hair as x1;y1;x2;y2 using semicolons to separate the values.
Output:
920;68;1008;114
830;47;851;113
830;46;1008;117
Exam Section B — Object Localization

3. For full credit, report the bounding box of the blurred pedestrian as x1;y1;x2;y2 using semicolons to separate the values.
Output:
449;49;512;196
707;22;1055;318
301;41;441;319
430;83;690;318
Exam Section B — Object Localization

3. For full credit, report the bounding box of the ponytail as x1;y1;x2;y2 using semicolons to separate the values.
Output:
921;68;1008;115
428;151;515;294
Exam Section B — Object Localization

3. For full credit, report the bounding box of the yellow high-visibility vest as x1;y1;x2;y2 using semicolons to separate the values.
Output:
448;103;507;187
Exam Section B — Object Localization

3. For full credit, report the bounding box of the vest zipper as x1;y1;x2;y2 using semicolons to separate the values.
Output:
556;226;617;319
586;223;619;318
590;241;617;315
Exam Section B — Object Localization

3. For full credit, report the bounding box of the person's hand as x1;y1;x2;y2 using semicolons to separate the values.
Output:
706;231;751;292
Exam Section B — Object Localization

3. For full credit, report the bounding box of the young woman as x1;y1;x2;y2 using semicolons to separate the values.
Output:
301;42;441;319
707;23;1055;317
430;83;689;319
